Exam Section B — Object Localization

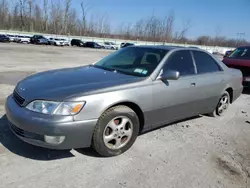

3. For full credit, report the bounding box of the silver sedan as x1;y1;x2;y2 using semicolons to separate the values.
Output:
5;46;243;157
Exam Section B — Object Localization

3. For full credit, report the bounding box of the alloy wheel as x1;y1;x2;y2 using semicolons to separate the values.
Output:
217;95;229;115
103;116;133;150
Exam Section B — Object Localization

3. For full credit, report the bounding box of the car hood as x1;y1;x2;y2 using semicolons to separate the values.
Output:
223;58;250;67
15;66;144;102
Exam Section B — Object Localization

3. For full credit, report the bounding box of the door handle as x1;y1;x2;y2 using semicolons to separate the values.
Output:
190;83;196;86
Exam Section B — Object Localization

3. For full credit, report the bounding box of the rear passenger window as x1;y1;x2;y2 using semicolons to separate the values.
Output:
193;51;222;74
164;50;195;76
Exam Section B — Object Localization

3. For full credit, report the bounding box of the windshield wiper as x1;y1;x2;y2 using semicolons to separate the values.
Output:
90;64;117;72
90;64;144;77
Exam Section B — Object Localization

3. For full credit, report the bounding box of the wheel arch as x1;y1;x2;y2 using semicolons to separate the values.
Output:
102;101;145;133
225;87;233;103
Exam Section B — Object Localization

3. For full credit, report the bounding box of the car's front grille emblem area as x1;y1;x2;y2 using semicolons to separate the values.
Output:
13;90;25;106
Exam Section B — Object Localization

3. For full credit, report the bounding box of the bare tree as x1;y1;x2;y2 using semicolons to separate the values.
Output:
176;19;192;42
63;0;71;34
133;19;145;39
27;0;33;31
80;1;91;36
43;0;48;31
34;3;42;32
19;0;26;30
50;0;63;34
164;11;174;42
0;0;9;29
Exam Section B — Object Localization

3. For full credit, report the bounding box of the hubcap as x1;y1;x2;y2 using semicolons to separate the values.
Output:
103;116;133;150
217;95;229;115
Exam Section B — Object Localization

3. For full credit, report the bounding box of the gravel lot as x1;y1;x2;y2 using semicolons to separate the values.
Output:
0;43;250;188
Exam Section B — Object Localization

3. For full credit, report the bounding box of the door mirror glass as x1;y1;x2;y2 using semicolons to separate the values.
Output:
159;70;180;80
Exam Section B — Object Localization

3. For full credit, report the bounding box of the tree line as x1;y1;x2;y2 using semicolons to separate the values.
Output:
0;0;248;47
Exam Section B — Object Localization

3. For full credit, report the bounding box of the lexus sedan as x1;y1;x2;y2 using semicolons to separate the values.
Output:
5;46;243;157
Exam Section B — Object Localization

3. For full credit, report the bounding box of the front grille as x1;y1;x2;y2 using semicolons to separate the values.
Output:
10;123;44;141
227;65;250;77
13;90;25;106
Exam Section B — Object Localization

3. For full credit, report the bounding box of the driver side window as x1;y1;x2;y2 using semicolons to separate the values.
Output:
163;50;195;76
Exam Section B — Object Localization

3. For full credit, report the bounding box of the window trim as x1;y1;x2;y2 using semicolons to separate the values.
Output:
161;49;197;78
190;50;224;75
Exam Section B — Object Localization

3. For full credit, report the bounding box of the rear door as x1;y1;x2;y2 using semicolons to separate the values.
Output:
191;50;226;114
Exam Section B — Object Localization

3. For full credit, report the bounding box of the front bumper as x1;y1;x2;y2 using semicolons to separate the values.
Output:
5;95;97;150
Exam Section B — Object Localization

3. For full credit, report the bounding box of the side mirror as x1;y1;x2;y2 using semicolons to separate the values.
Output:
158;70;180;81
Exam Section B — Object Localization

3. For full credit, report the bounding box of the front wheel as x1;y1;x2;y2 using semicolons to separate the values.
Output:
92;105;140;157
208;91;230;117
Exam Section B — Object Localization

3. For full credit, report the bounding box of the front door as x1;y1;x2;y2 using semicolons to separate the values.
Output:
146;50;200;128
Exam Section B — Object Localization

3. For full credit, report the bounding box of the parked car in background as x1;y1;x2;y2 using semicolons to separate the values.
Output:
7;34;17;42
0;35;10;42
103;42;118;50
30;35;49;45
6;46;242;157
84;41;104;49
223;50;233;58
61;38;70;46
48;38;65;46
71;39;85;47
120;42;135;48
37;37;49;45
48;38;56;45
16;36;31;44
223;46;250;87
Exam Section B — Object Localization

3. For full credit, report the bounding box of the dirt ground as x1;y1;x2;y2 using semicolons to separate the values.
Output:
0;43;250;188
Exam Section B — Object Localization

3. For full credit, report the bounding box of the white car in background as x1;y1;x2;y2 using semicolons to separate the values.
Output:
16;35;31;44
60;38;70;46
48;38;70;46
7;34;17;42
102;42;118;50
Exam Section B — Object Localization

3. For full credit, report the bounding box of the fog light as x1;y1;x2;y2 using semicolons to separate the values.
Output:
44;135;65;145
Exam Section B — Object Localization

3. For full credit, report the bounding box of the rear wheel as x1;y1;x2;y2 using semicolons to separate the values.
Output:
208;91;230;117
92;105;140;157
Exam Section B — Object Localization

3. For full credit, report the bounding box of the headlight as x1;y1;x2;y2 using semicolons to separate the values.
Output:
26;100;85;115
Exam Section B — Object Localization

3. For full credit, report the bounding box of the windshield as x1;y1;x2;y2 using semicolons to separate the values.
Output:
229;47;250;59
94;47;168;77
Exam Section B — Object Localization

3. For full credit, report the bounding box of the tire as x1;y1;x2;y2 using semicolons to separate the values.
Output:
92;105;140;157
208;91;230;117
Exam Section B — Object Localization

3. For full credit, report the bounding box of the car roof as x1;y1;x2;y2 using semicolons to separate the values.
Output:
130;45;185;50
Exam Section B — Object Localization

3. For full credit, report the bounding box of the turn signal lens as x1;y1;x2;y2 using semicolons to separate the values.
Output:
72;104;84;113
54;102;85;115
